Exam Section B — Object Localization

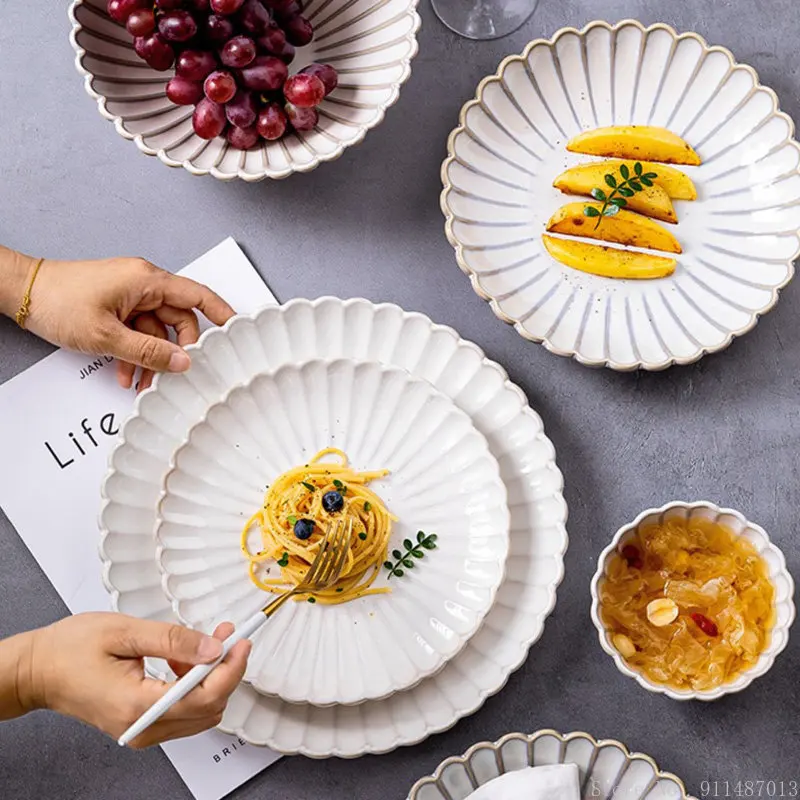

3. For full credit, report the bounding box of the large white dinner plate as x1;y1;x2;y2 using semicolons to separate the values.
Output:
441;20;800;370
100;298;568;756
156;359;510;707
407;730;695;799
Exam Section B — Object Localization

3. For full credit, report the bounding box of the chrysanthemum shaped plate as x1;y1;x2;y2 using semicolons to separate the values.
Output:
156;359;509;707
99;298;568;756
407;730;697;799
68;0;420;180
441;20;800;370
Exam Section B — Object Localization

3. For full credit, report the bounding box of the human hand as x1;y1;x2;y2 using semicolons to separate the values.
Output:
16;254;235;392
21;613;250;748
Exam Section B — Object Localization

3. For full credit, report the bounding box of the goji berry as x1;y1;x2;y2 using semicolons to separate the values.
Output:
621;544;643;569
691;612;719;637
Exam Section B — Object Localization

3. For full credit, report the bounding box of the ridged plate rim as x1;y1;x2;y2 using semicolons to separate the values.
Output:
440;18;800;370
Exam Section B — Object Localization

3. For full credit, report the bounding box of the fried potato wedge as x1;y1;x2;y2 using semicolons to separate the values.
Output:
566;126;702;166
554;160;697;201
546;203;682;254
542;234;677;280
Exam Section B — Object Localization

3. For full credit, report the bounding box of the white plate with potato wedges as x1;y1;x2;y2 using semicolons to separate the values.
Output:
441;19;800;370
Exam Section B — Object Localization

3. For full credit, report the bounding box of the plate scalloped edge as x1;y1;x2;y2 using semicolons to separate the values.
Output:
97;297;569;755
407;729;699;800
440;18;800;371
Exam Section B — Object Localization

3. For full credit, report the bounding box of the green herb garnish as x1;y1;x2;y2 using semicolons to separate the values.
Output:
302;481;315;492
336;587;343;593
383;531;438;579
584;162;658;229
363;501;371;512
333;479;344;489
277;551;289;567
287;514;297;525
358;532;367;541
307;597;316;604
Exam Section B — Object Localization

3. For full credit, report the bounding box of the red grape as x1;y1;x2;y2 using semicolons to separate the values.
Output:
256;103;287;139
227;125;261;149
240;55;287;90
204;70;237;103
220;35;256;67
159;10;198;42
274;1;301;19
135;33;175;70
271;40;295;64
155;0;184;8
210;0;245;14
193;98;227;138
283;73;324;107
285;102;318;131
187;0;211;9
300;63;338;95
176;49;218;80
256;23;286;54
238;0;271;34
166;75;205;105
107;0;149;24
225;89;258;127
204;14;235;42
126;8;156;36
282;15;313;46
262;0;296;9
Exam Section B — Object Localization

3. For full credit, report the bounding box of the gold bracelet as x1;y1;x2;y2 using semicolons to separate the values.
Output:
15;257;45;329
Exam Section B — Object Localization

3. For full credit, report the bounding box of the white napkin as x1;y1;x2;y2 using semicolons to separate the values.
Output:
466;764;581;800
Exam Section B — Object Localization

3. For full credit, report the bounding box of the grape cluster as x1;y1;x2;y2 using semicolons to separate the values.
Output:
106;0;338;144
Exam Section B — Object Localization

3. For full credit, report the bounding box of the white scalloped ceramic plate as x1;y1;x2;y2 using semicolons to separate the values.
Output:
99;298;567;756
590;501;795;701
441;20;800;370
68;0;420;181
156;359;510;706
407;730;696;800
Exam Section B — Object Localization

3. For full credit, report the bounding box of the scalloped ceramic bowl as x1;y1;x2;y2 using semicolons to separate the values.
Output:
441;19;800;369
156;358;510;707
591;501;795;701
99;298;568;756
407;730;694;800
68;0;420;181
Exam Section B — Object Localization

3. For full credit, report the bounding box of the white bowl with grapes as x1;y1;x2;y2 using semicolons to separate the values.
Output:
68;0;420;180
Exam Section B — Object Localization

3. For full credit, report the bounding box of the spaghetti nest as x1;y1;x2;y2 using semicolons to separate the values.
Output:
241;448;395;605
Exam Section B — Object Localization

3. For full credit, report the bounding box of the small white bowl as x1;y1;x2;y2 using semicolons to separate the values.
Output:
407;729;693;800
68;0;420;181
590;501;795;701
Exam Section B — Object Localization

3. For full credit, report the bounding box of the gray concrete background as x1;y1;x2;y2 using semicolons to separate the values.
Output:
1;0;799;797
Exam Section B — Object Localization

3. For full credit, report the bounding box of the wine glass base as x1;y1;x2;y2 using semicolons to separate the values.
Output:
431;0;539;40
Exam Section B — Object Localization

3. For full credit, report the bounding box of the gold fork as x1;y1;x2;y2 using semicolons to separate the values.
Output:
260;517;353;615
118;519;352;746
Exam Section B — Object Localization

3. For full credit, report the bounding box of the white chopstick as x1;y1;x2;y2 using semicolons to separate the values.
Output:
117;611;266;747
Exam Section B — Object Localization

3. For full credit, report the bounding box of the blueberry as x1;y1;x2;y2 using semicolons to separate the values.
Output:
293;518;315;540
322;490;344;513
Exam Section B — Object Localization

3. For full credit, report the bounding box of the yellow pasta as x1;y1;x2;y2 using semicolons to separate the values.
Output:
241;448;395;605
